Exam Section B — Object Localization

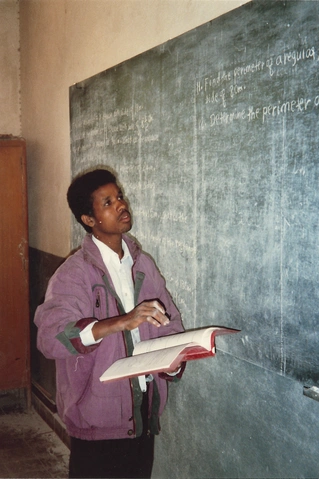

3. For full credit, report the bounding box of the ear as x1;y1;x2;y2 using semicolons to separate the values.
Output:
81;214;95;228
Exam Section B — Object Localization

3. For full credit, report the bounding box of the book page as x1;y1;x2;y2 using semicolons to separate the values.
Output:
99;344;186;382
133;327;219;356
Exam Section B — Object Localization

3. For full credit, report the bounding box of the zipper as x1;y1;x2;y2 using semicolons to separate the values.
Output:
95;290;100;308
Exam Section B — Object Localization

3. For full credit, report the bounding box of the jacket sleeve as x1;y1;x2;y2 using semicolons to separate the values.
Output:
34;257;101;360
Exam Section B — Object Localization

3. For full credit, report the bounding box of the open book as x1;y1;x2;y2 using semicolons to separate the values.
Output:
99;326;239;383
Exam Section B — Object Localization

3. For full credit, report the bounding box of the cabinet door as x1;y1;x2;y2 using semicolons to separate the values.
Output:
0;139;30;391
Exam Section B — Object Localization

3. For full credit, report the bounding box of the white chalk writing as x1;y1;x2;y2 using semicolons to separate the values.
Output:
99;103;160;147
206;94;317;128
196;43;317;111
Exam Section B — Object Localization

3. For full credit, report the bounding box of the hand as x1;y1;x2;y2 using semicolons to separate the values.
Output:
123;300;170;330
167;364;182;374
92;300;170;341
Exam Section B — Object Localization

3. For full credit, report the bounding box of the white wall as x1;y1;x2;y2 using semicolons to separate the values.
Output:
0;0;20;135
19;0;250;257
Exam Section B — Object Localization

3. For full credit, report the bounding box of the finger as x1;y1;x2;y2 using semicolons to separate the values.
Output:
149;300;165;315
146;316;161;327
146;308;169;327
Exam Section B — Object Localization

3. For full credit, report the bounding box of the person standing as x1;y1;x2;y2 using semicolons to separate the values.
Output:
34;168;184;478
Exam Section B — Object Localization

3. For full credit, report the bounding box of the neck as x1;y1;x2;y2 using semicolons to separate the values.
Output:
93;233;124;259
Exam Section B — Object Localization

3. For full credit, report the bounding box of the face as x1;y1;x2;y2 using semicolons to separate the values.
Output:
81;183;132;242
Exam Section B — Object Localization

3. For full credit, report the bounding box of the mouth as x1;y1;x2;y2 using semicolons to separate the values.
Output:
119;210;131;222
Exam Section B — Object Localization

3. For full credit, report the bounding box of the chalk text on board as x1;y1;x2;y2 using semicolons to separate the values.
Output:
209;109;246;127
262;97;312;123
233;60;265;79
207;95;314;127
196;71;232;94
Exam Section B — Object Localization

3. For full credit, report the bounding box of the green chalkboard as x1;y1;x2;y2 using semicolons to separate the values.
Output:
70;1;319;386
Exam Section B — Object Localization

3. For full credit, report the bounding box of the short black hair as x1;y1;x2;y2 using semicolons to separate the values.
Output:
67;168;117;232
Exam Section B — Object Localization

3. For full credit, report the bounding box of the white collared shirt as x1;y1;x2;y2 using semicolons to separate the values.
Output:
80;235;146;391
94;235;135;313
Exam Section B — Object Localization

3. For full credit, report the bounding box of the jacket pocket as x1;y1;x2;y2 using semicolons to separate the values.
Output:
92;284;108;319
78;391;123;428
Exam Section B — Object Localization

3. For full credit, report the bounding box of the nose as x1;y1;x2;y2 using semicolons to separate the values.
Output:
116;198;127;211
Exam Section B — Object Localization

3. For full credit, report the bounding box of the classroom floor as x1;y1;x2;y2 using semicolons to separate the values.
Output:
0;398;69;478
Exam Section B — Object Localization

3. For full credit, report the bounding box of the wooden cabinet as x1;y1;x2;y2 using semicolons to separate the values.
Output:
0;136;31;408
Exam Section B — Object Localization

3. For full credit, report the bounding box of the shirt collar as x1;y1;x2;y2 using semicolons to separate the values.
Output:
92;235;132;267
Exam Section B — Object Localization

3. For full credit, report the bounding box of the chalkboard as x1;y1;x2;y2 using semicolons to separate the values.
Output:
70;1;319;386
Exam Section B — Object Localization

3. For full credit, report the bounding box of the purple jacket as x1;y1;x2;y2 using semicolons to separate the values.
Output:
34;234;184;440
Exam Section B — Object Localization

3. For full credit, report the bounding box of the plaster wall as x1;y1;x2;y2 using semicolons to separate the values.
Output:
19;0;250;257
0;0;20;135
